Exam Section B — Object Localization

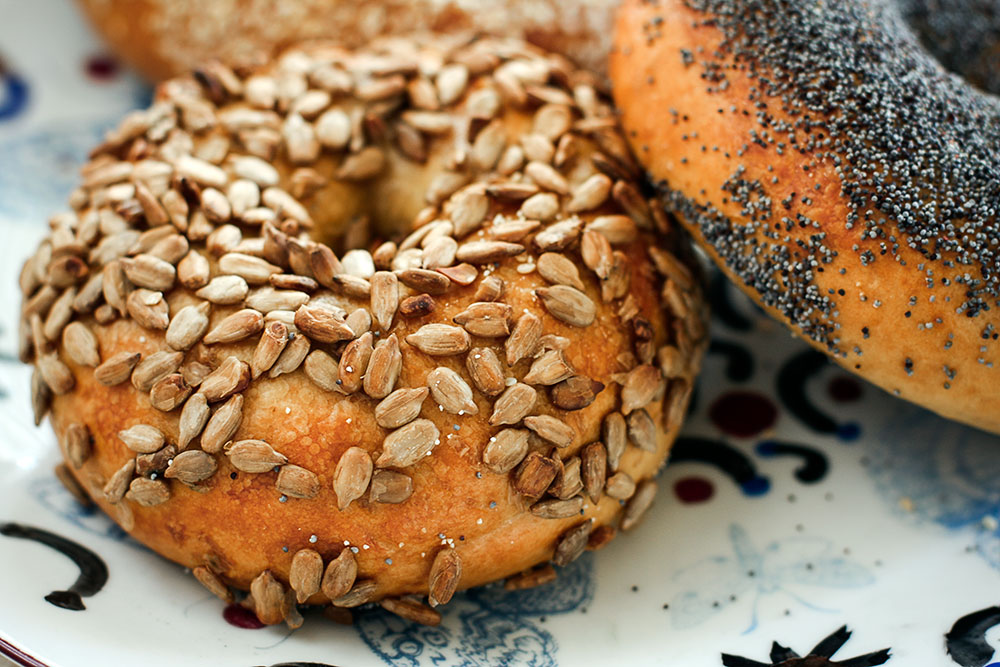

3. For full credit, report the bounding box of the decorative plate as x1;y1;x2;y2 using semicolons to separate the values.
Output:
0;2;998;666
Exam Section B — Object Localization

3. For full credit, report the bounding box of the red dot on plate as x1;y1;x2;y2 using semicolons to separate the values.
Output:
85;54;119;80
674;476;714;503
828;376;862;402
708;390;777;438
223;603;265;629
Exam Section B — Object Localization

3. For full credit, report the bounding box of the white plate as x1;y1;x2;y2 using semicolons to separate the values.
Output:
1;2;998;665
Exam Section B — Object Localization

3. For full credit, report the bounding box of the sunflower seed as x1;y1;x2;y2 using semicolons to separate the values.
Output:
316;108;351;148
465;347;505;397
199;356;250;402
333;447;373;510
400;110;452;134
523;415;575;448
611;180;653;229
251;321;288;378
227;179;260;217
251;570;291;625
553;519;594;567
444;190;489;239
470;120;505;170
225;439;287;473
61;322;99;367
533;104;573;140
37;353;75;395
269;274;317;293
380;597;441;626
621;365;664;414
536;253;585;291
436;64;469;105
64;423;92;468
524;350;574;385
398;268;450;295
521;133;555;164
294;303;354;343
165;449;217;484
399;294;436;318
286;549;324;604
149;373;191;411
337;146;386;180
531;496;584;519
203;309;264;344
514;451;559;498
551;456;583;500
31;368;52;425
48;255;88;288
551;375;604;411
262;187;312;226
193;566;233;603
339;332;373;394
602;250;630;302
482;428;529;474
605;471;637;500
277;464;321;500
176;155;227;188
453;302;512;338
377;419;439;468
488;218;540;243
126;477;170;507
131;350;183;392
369;469;413;503
505;312;542;366
565;175;611;214
177;250;210;290
283;113;320;164
469;278;502;307
302;349;339;392
267;332;310;378
586;215;638;245
101;261;130;315
126;288;169;329
437;263;478;287
94;351;141;386
165;302;210;350
71;273;103;314
426;367;478;415
322;549;358;601
581;442;607;503
596;412;626;472
504;564;557;591
519;192;559;221
455;241;524;265
489;382;536;425
245;287;310;313
374;387;428;429
103;459;135;503
428;548;462;607
536;285;596;327
41;287;75;341
524;161;569;194
201;394;244;453
621;480;657;531
370;271;398;330
216;253;281;285
406;324;470;356
364;333;402;399
533;219;581;253
117;424;164;454
331;579;377;608
487;180;538;202
174;393;210;450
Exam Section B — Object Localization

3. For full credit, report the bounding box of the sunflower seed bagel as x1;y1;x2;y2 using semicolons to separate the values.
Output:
76;0;619;82
20;35;707;626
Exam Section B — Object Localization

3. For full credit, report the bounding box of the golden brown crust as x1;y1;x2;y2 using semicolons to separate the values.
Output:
611;0;1000;434
23;35;706;624
75;0;619;82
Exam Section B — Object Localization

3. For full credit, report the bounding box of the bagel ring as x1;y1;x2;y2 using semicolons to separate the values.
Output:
20;34;707;625
612;0;1000;434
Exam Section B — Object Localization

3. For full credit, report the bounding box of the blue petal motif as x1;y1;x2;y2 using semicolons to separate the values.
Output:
357;556;591;666
869;410;1000;570
30;476;143;549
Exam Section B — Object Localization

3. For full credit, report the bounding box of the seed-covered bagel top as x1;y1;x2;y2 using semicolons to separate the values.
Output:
20;34;706;626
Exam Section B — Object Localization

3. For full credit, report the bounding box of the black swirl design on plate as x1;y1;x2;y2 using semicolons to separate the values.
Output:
670;437;770;496
0;522;108;610
754;440;829;484
777;350;860;441
708;339;755;382
946;606;1000;667
722;625;890;666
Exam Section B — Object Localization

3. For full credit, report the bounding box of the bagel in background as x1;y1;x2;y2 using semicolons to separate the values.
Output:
21;34;707;626
76;0;618;82
611;0;1000;434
